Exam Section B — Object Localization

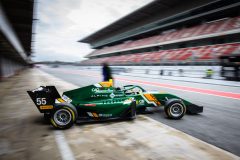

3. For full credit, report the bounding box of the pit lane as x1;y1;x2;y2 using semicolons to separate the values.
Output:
40;65;240;156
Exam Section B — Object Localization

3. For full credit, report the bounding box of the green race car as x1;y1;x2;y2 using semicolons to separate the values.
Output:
27;79;203;129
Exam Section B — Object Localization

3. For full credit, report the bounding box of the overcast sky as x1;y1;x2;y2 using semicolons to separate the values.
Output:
33;0;153;62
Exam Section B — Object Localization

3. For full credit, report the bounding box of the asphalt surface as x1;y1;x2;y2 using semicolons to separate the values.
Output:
40;65;240;156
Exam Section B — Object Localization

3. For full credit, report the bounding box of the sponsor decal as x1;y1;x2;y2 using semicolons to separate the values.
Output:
40;105;53;110
92;88;99;92
99;114;112;117
91;94;108;98
110;93;115;98
113;94;124;97
92;88;113;93
87;112;112;117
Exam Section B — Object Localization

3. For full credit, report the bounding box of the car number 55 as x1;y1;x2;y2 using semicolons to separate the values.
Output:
36;98;47;105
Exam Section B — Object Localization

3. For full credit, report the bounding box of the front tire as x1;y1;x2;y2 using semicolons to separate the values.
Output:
124;101;137;120
130;100;137;119
164;99;186;119
50;106;75;129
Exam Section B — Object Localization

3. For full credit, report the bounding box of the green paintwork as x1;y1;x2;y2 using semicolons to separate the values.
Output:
28;81;202;124
62;83;196;117
63;84;134;117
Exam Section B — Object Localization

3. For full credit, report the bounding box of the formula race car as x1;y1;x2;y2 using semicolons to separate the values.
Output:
27;79;203;129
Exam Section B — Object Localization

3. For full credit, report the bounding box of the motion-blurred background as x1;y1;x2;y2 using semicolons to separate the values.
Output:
1;0;240;159
0;0;240;80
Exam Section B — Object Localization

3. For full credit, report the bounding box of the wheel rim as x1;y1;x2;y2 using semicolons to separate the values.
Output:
53;109;72;126
169;103;184;117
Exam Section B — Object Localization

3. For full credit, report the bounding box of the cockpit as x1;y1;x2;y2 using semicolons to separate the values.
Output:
96;79;146;95
117;85;146;95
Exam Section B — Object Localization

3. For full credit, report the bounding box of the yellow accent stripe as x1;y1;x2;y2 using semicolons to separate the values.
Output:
92;112;98;118
40;105;53;109
144;94;161;106
144;94;155;101
57;98;65;103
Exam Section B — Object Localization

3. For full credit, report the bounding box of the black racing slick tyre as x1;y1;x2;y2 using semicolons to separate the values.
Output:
123;100;137;120
164;99;186;120
130;101;137;120
130;100;137;120
50;106;76;129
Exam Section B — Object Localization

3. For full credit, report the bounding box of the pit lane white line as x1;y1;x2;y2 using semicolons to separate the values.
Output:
54;131;75;160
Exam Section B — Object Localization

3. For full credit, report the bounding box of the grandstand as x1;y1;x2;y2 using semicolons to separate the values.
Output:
79;0;240;66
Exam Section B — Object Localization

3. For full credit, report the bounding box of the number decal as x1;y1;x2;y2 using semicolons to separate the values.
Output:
36;98;47;105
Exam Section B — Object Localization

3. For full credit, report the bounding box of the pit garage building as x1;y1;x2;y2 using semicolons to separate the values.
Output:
0;0;34;78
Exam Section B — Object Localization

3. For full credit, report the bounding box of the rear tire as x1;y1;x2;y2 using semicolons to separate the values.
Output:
164;99;186;119
50;106;76;129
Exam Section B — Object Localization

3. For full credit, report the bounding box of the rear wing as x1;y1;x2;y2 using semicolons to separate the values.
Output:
27;86;61;113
